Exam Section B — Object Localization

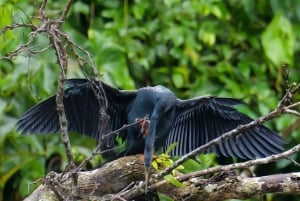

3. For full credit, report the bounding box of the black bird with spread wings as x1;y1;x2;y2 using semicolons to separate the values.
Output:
17;79;285;169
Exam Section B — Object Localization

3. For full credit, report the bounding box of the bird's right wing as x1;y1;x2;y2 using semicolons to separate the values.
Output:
16;79;137;142
164;96;285;159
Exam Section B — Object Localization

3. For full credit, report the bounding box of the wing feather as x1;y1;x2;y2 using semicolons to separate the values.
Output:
165;96;285;159
236;134;256;159
16;79;136;143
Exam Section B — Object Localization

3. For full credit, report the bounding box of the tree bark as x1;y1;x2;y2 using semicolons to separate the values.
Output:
24;155;300;201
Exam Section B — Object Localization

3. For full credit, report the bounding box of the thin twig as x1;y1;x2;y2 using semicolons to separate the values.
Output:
177;143;300;181
73;117;149;172
284;109;300;117
103;117;149;140
0;23;37;34
58;0;73;22
1;33;38;59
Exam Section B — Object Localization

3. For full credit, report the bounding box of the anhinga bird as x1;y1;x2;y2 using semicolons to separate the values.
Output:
17;79;285;171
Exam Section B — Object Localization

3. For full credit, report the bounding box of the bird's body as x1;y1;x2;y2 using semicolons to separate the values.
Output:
17;79;285;168
125;86;178;166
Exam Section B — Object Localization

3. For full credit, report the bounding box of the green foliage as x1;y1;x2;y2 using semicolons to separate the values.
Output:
114;134;127;154
262;13;294;66
180;154;217;174
158;193;175;201
1;0;300;200
152;153;184;174
163;174;184;188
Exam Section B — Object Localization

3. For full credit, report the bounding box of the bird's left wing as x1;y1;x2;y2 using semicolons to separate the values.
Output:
164;96;285;159
16;79;137;142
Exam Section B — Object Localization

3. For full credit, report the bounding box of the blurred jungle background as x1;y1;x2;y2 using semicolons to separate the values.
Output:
1;0;300;200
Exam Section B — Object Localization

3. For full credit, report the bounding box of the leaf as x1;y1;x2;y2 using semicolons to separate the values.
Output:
165;142;178;155
73;1;89;16
164;175;184;188
158;193;175;201
0;156;36;189
152;161;158;170
261;13;294;66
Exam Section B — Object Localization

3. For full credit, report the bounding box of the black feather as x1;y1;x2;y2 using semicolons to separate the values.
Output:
17;79;285;166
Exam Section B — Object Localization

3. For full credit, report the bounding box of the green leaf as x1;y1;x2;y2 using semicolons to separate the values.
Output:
165;142;178;155
19;157;45;196
152;161;158;170
261;13;294;66
164;175;184;188
158;193;175;201
73;1;89;16
0;156;36;189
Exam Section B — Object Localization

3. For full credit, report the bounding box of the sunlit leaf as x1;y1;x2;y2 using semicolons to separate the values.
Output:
164;175;184;188
262;13;294;66
165;143;178;155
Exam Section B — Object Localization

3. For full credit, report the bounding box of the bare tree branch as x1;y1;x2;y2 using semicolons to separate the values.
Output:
33;0;76;169
1;0;99;170
178;142;300;181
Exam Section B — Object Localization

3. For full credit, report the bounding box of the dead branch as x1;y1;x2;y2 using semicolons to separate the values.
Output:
178;142;300;181
37;0;76;169
1;0;103;170
23;155;300;201
1;0;79;168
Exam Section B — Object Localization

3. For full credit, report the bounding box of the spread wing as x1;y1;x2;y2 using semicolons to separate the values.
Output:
164;96;285;159
16;79;136;142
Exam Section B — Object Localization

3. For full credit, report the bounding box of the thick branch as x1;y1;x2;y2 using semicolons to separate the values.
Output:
24;155;300;201
24;156;146;201
158;172;300;201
